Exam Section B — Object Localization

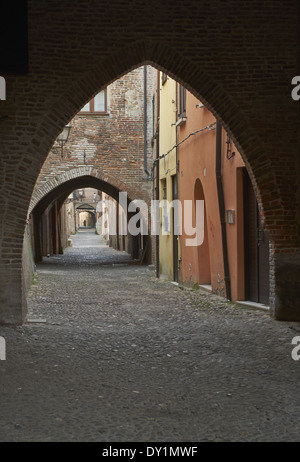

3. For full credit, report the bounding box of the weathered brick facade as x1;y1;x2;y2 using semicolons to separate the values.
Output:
0;1;299;323
30;66;156;214
28;66;156;268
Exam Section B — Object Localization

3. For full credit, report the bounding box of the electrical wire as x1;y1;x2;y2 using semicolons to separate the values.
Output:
157;122;216;161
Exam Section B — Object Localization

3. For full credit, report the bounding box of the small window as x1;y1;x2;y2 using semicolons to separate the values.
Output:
178;84;186;118
162;180;167;201
161;72;168;85
161;179;170;234
80;89;108;114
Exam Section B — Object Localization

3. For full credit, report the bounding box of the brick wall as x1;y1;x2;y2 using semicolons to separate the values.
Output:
30;66;155;212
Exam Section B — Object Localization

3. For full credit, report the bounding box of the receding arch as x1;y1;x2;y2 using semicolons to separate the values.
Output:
77;210;96;228
29;172;148;267
29;167;137;216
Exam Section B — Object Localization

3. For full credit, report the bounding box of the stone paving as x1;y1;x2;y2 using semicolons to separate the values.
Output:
1;229;300;442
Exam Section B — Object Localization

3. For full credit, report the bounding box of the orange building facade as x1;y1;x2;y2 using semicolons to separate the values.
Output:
177;88;269;305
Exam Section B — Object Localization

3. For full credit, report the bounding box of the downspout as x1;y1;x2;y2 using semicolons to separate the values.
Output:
155;121;160;278
144;65;150;179
73;190;76;232
155;70;160;278
175;82;180;280
216;120;232;300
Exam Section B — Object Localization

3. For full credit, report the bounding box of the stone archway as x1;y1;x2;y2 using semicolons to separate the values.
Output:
77;210;96;228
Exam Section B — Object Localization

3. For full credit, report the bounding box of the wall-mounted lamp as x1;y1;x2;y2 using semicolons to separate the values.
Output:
226;209;235;224
56;124;71;158
226;134;235;160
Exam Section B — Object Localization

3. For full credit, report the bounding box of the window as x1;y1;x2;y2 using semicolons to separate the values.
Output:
178;84;186;119
161;179;170;234
152;95;155;137
162;179;167;201
80;89;108;114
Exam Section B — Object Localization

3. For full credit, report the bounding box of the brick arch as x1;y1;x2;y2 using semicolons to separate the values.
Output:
33;51;283;254
40;41;280;232
0;1;298;323
29;166;138;215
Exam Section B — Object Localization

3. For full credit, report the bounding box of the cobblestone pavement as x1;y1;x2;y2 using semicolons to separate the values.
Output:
1;229;300;442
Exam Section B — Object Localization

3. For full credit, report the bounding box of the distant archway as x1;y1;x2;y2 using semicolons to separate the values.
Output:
77;210;96;228
29;167;137;216
29;173;146;266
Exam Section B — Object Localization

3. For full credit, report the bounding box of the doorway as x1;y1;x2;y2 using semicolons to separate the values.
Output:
194;178;211;285
243;169;269;305
172;175;179;282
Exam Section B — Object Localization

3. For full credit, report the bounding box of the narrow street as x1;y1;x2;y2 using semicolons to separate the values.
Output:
0;230;300;442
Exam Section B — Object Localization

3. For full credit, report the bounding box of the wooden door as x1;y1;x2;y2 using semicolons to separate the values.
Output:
172;175;179;282
244;169;269;304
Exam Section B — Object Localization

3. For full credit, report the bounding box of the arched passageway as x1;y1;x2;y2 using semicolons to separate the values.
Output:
29;174;149;275
0;1;299;323
77;210;96;228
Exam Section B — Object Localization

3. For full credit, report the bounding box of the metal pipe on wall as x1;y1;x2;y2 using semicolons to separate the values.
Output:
155;70;160;278
144;65;150;179
215;120;232;300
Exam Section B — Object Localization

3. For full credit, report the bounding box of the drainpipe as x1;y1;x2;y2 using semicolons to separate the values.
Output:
73;190;77;232
215;120;232;300
154;70;160;278
175;82;180;280
155;119;160;278
144;65;150;179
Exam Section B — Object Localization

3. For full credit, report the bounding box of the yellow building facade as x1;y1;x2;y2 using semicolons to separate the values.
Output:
159;73;179;281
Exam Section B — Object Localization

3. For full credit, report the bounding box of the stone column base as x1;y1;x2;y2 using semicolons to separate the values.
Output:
270;251;300;321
